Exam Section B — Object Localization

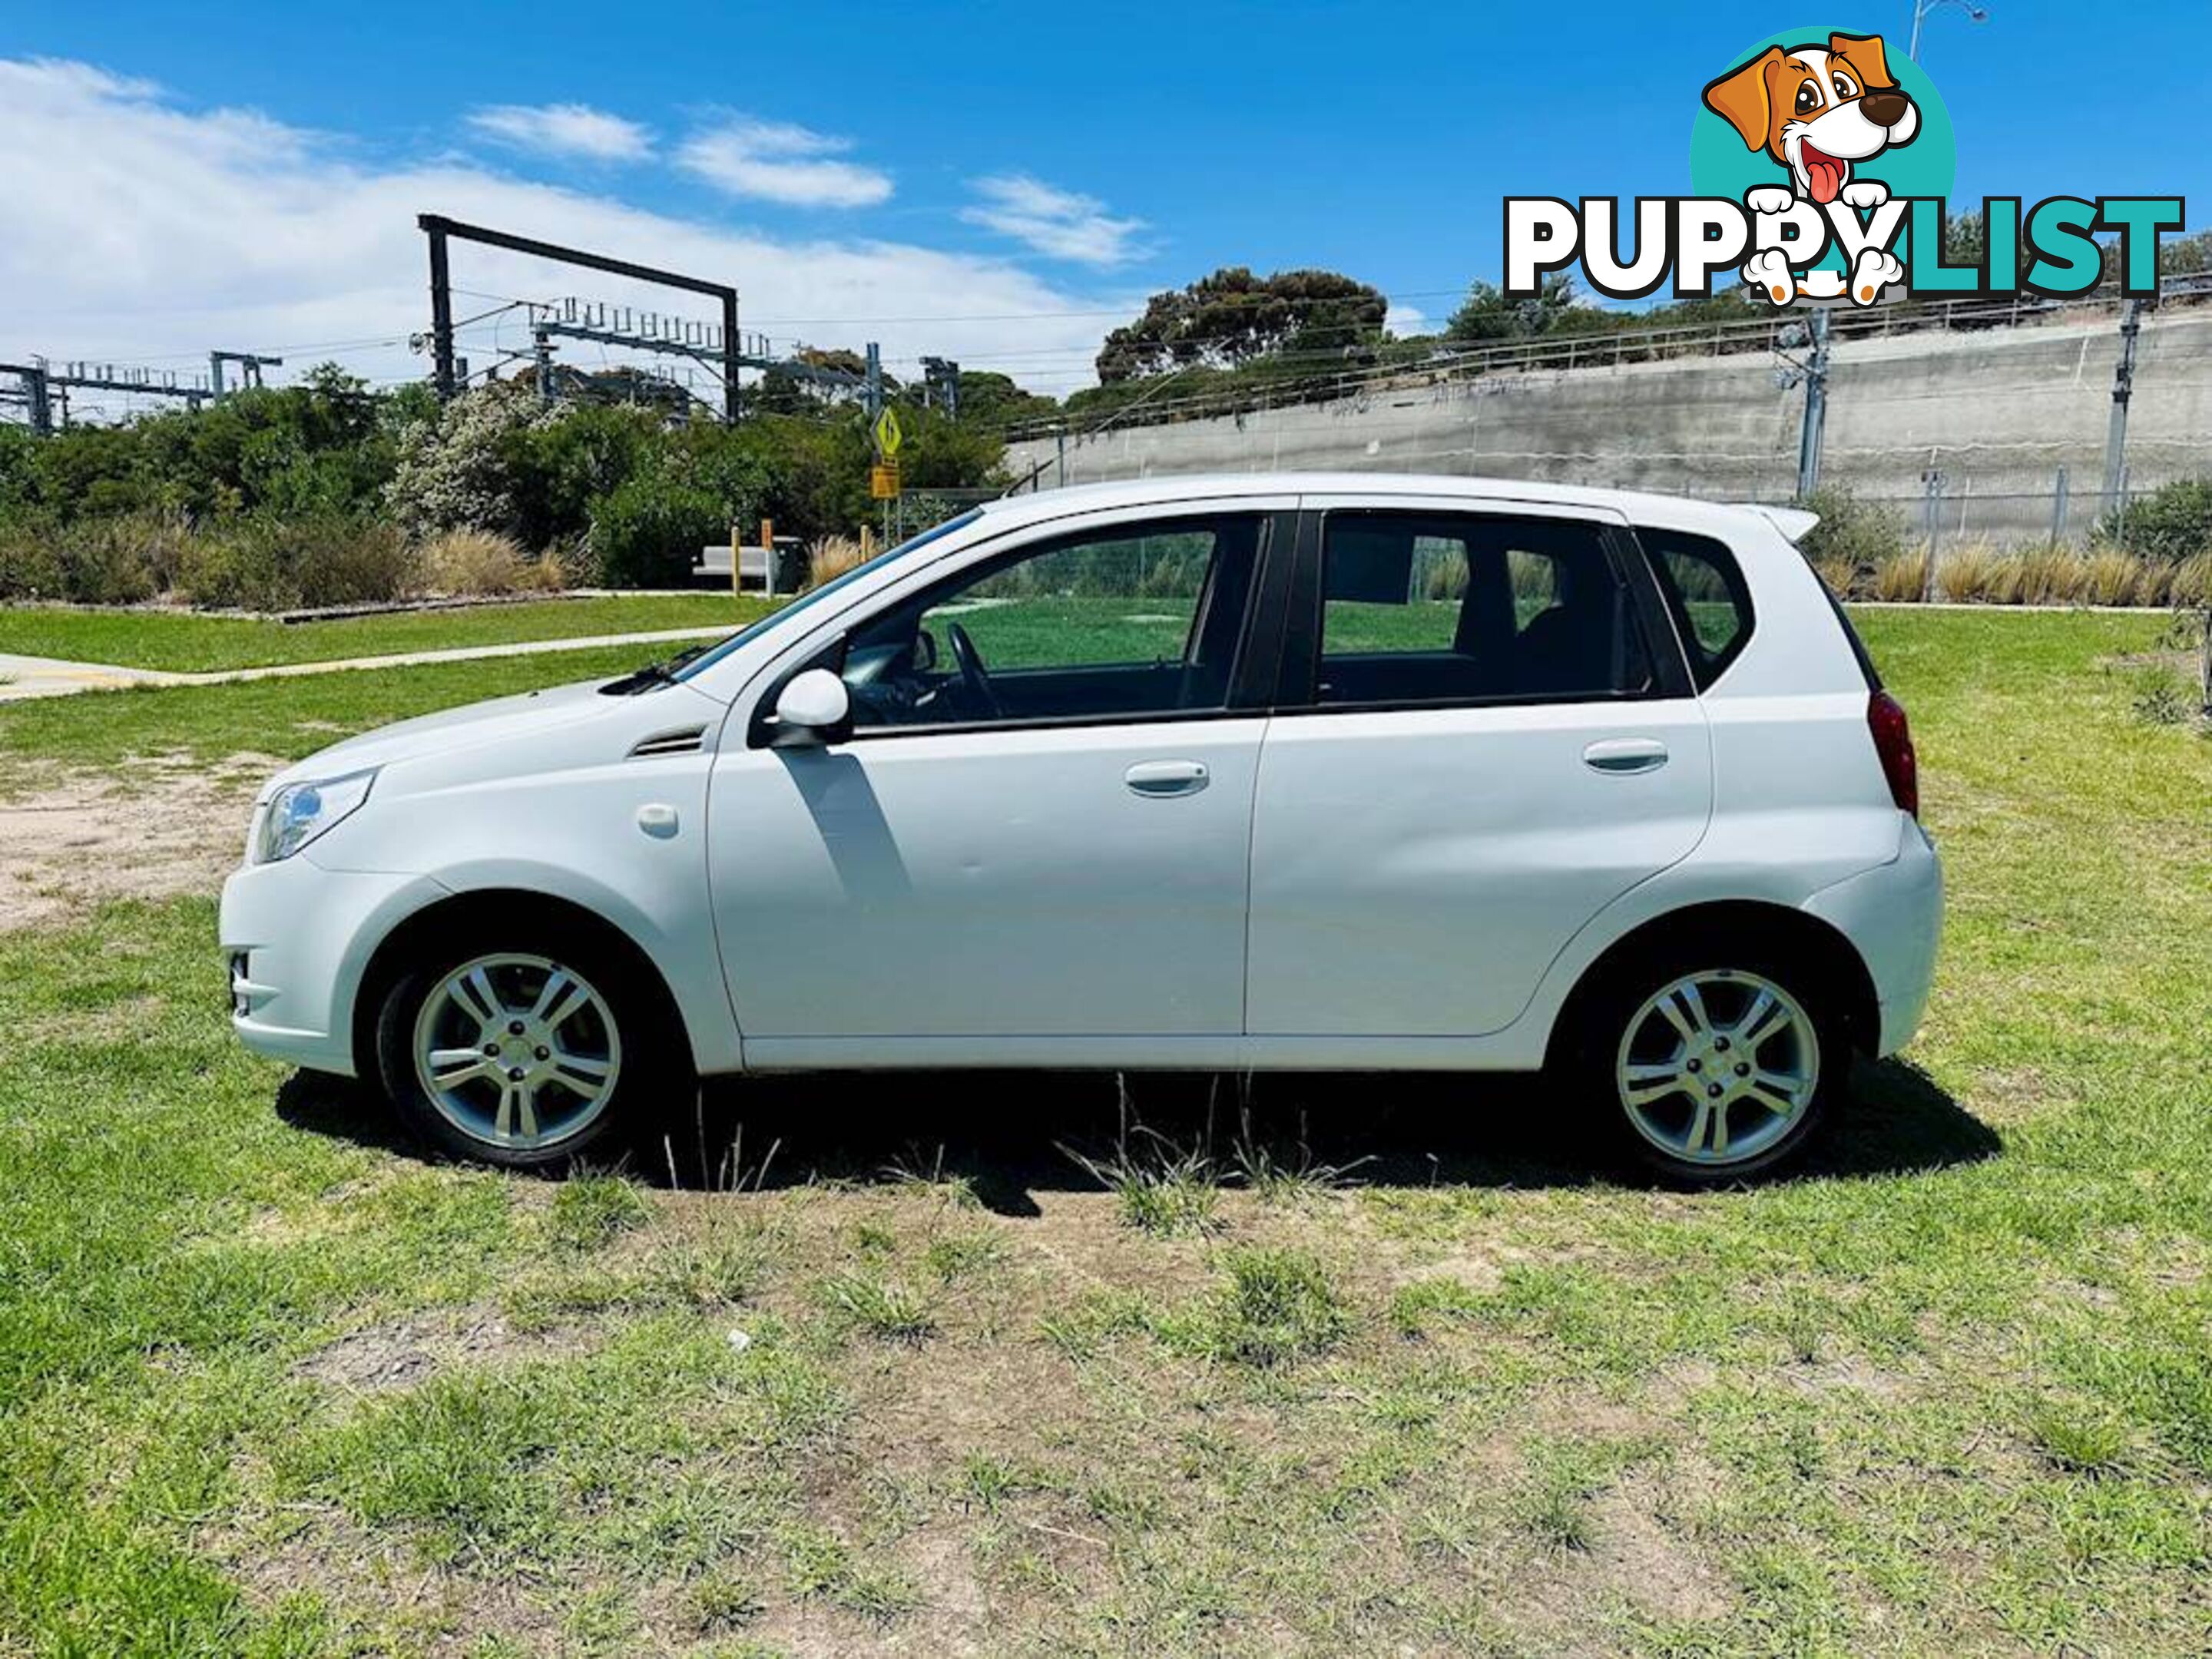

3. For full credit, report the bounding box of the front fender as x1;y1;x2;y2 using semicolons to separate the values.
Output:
416;856;743;1076
306;750;740;1076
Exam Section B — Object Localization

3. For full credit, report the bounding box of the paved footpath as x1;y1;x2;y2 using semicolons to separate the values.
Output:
0;625;733;703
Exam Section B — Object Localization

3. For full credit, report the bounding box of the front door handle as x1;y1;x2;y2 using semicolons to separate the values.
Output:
1124;760;1210;798
1583;737;1669;775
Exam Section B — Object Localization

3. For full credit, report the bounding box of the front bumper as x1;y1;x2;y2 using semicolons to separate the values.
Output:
1803;816;1944;1056
219;855;448;1077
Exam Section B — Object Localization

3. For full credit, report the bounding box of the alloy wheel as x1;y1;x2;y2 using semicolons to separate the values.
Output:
411;953;623;1152
1614;969;1819;1167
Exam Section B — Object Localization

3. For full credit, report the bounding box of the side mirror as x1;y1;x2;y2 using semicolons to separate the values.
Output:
771;667;851;746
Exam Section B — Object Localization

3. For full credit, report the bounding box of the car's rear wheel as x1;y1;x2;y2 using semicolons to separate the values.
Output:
1568;945;1843;1184
375;928;685;1171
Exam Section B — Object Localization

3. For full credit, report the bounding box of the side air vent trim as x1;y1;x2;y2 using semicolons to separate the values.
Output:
628;725;709;759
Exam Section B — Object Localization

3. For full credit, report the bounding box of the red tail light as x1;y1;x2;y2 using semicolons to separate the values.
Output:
1866;690;1919;818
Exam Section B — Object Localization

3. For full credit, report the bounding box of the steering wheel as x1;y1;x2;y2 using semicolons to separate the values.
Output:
945;622;1002;718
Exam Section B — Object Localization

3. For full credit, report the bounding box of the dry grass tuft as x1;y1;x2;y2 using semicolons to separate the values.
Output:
1871;548;1930;602
805;535;869;589
1937;543;2171;608
1934;541;2002;604
2006;545;2078;607
419;529;562;597
2079;548;2147;607
2167;552;2212;608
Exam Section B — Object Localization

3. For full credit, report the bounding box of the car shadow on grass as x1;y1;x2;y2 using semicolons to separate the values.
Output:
280;1055;2000;1212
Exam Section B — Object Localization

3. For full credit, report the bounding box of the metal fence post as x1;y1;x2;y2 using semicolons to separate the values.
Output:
2050;465;2070;546
1920;470;1945;602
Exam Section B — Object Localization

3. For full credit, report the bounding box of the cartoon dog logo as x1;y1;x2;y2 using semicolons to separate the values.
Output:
1703;31;1917;304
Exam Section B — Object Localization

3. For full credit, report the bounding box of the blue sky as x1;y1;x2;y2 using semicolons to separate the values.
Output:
1;1;2203;397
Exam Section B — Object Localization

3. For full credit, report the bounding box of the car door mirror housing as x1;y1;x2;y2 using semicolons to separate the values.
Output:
771;668;852;745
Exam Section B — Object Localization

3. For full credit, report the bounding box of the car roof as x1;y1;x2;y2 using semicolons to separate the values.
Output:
974;472;1796;548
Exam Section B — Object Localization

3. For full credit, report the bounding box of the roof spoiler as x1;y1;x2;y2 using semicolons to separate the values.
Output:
1740;504;1820;542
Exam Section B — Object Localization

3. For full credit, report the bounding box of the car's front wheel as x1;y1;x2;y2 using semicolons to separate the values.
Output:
1568;944;1843;1185
375;929;684;1171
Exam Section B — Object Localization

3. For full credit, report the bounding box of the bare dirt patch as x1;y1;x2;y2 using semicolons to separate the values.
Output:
0;752;276;931
294;1303;603;1396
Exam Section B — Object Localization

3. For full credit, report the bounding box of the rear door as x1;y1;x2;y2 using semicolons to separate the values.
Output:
1245;498;1713;1038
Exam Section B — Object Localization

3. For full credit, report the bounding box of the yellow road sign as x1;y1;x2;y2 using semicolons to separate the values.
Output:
870;461;902;499
871;406;903;459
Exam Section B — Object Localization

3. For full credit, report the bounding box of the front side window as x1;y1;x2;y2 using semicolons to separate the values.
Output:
836;513;1263;730
1314;512;1654;707
674;508;982;684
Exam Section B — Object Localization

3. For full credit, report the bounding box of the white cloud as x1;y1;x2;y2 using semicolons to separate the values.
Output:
466;102;653;163
0;60;1134;400
961;174;1149;267
675;118;892;209
1384;303;1428;338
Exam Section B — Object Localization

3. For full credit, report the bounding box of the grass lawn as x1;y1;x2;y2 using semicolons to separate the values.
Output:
0;644;684;793
0;594;767;674
3;610;2210;1656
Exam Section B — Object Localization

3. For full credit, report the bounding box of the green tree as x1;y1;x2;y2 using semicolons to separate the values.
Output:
1442;275;1612;343
505;402;662;550
1096;267;1388;382
952;370;1059;431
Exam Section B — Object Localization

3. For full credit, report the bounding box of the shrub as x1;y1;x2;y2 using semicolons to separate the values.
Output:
386;381;550;543
172;516;418;611
172;522;289;608
0;518;65;600
285;518;418;608
1799;486;1908;594
53;512;193;604
587;467;724;588
506;402;661;551
2098;475;2212;563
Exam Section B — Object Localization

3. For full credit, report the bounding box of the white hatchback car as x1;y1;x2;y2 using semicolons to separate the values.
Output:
222;474;1939;1183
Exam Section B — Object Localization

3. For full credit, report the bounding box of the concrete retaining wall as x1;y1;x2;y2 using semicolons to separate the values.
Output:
1007;308;2212;542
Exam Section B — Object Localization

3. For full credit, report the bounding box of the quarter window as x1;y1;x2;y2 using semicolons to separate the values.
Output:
1314;512;1655;707
1637;528;1754;688
837;514;1263;731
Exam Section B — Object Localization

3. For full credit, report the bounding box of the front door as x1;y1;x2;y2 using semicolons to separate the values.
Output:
1245;502;1714;1038
709;508;1283;1058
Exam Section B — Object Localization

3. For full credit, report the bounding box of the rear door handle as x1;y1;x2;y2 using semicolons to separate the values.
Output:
1583;737;1668;775
1124;760;1210;798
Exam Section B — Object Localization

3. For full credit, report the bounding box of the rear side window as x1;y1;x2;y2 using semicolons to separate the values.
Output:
1637;528;1753;689
1313;512;1655;707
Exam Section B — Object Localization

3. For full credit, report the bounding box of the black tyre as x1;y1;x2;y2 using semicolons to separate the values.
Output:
373;920;689;1172
1561;936;1846;1186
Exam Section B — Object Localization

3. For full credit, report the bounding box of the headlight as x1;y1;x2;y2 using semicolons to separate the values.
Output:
254;768;378;863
